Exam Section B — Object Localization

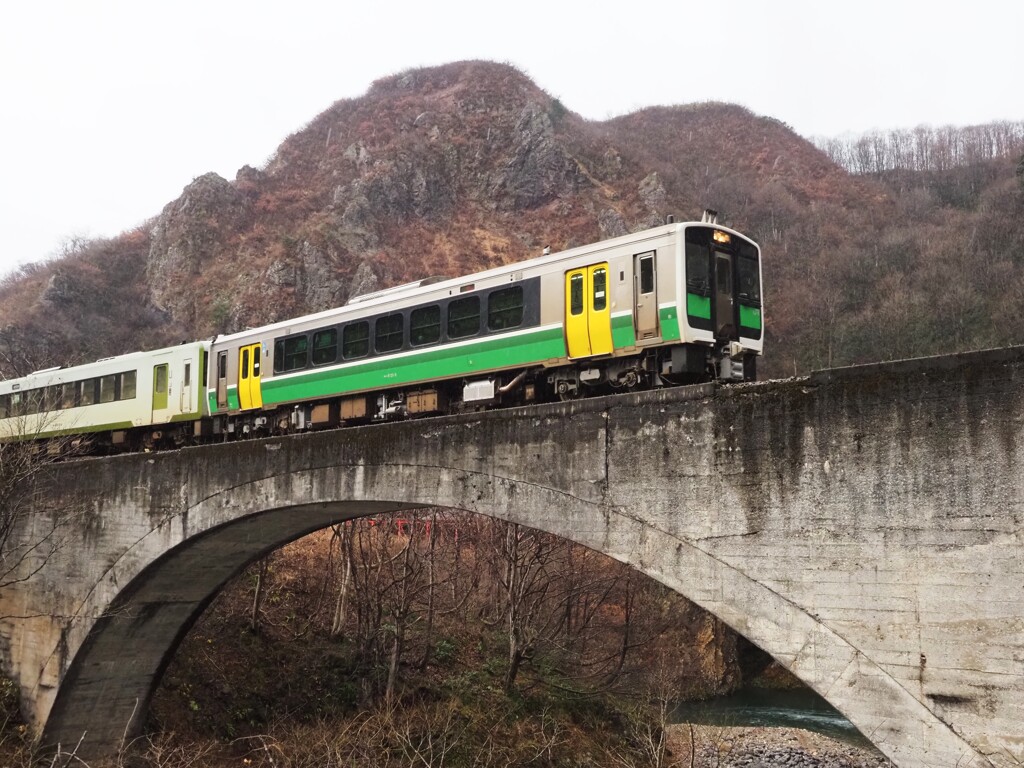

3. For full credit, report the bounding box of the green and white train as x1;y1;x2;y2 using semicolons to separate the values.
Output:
0;214;762;449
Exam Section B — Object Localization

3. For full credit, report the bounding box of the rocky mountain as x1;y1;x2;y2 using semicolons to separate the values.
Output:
2;60;1023;378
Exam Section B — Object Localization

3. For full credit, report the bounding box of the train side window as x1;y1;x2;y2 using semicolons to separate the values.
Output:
282;336;309;371
121;371;137;400
0;394;7;418
273;341;284;373
312;329;338;365
448;296;480;339
100;374;117;403
488;287;523;331
343;321;370;359
570;273;584;315
61;383;78;409
410;306;441;346
375;314;404;353
639;254;655;294
80;379;98;406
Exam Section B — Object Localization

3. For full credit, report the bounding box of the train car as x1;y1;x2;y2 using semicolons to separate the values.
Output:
0;341;209;448
205;214;762;436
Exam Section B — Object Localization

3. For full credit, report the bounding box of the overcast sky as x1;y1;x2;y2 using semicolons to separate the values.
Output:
1;0;1021;279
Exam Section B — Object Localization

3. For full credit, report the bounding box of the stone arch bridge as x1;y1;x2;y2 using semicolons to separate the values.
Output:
1;348;1022;767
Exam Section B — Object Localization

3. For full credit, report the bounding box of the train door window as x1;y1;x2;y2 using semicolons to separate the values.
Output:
592;267;608;312
181;362;192;411
570;273;584;315
634;252;659;340
343;321;370;359
448;296;480;339
410;306;441;346
121;371;137;400
488;287;523;331
714;252;736;339
217;352;228;409
283;336;309;371
251;349;260;379
639;255;655;295
241;348;250;380
312;329;338;365
100;374;117;403
152;365;169;413
9;392;22;416
375;314;404;353
716;253;732;294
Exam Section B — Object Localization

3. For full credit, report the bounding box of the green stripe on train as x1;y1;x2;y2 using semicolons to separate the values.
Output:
212;307;684;413
612;314;635;348
687;296;762;331
740;305;762;330
261;326;567;406
686;294;711;320
660;305;680;341
1;420;136;441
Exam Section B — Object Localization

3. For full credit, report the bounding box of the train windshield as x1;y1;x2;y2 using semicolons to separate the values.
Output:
684;226;761;341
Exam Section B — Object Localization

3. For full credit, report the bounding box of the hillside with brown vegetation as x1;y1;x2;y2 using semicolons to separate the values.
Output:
3;61;1022;380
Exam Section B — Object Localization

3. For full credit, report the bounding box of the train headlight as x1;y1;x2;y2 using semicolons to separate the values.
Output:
713;230;731;244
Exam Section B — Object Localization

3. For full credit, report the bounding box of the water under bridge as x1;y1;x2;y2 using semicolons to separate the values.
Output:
0;347;1022;767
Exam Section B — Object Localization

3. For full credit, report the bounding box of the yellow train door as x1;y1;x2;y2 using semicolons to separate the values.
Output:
565;263;613;359
237;343;263;410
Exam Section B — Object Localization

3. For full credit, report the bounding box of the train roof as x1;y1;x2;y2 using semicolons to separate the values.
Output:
0;340;208;394
214;220;755;345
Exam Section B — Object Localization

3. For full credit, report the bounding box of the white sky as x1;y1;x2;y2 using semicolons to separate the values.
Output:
1;0;1022;280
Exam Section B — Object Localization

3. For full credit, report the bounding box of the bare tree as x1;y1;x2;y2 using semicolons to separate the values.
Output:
0;413;80;595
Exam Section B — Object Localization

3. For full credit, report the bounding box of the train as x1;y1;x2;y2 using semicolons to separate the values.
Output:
0;213;762;450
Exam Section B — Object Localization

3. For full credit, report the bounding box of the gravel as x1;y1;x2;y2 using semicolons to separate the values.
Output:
665;725;892;768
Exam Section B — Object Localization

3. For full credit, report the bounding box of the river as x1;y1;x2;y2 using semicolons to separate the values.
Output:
670;687;871;747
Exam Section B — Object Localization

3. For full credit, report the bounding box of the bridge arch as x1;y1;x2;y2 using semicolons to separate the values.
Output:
42;459;974;767
4;355;1022;767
